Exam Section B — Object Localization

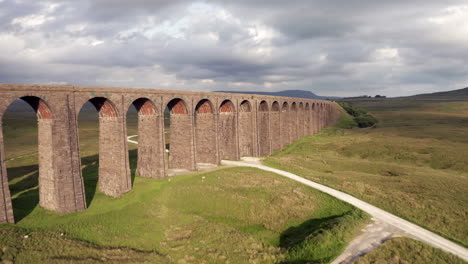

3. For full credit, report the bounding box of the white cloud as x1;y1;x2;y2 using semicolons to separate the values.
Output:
12;14;54;28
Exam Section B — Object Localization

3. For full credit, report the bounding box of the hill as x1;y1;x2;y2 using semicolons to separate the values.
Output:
214;89;341;100
408;87;468;100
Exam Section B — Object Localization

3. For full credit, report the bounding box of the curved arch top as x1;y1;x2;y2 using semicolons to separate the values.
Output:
220;100;235;113
239;100;252;112
195;99;214;114
272;101;280;112
291;102;297;111
130;98;157;115
259;101;269;112
167;98;188;115
87;97;119;118
21;96;54;119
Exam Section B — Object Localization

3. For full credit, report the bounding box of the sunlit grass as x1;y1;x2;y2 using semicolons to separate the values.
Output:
266;101;468;246
355;237;466;264
0;110;369;263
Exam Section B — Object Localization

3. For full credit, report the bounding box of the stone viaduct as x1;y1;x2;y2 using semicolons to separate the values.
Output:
0;84;340;223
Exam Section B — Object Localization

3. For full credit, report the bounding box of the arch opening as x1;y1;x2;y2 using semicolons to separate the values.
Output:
78;96;130;202
1;96;54;222
195;99;217;165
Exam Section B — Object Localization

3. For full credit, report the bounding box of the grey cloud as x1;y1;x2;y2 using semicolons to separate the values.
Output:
0;0;467;96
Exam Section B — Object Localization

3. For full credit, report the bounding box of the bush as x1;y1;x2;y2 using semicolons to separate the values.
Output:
355;114;378;128
338;102;378;128
337;112;358;129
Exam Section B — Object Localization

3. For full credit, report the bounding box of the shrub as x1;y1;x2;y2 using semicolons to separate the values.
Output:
337;102;378;128
337;112;358;129
355;114;378;128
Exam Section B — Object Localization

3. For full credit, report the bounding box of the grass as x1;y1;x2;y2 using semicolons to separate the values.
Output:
355;237;466;264
0;109;369;263
265;100;468;247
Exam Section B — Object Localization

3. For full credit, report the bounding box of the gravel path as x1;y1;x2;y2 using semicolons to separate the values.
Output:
221;157;468;262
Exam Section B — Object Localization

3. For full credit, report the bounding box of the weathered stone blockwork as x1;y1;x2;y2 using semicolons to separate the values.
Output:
0;84;339;223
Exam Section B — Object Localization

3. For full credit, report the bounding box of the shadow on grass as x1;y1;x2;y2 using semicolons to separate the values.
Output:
6;164;38;181
7;149;139;221
129;149;137;185
279;214;346;264
280;214;343;249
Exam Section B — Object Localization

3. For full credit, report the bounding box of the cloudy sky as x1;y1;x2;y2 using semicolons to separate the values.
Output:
0;0;467;96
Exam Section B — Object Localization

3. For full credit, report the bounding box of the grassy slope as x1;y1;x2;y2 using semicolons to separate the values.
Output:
355;237;466;264
1;110;368;263
265;100;468;247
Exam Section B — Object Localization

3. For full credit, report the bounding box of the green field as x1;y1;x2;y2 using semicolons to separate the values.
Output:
265;99;468;247
0;106;368;263
2;97;467;263
355;237;466;264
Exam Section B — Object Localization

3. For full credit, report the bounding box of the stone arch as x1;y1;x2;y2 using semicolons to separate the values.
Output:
270;101;281;151
238;100;253;156
0;96;55;223
258;101;270;156
78;96;131;200
88;97;119;117
194;99;217;165
290;102;298;142
165;98;194;170
280;102;290;147
218;100;237;160
127;98;164;179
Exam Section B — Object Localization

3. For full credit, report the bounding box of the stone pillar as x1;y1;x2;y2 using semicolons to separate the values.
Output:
218;111;237;160
137;114;165;179
98;116;131;197
313;107;319;134
270;110;281;151
195;113;217;164
280;105;289;147
289;106;297;143
257;103;270;156
169;113;196;170
0;124;14;223
319;107;325;130
252;100;259;157
238;102;253;157
304;109;310;135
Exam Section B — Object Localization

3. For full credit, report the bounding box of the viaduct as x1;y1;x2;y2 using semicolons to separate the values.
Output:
0;84;340;223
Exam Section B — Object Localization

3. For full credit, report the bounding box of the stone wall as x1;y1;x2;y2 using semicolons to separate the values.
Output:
0;84;340;223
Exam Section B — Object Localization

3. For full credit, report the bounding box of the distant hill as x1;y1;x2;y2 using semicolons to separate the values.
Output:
214;90;341;100
408;87;468;99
